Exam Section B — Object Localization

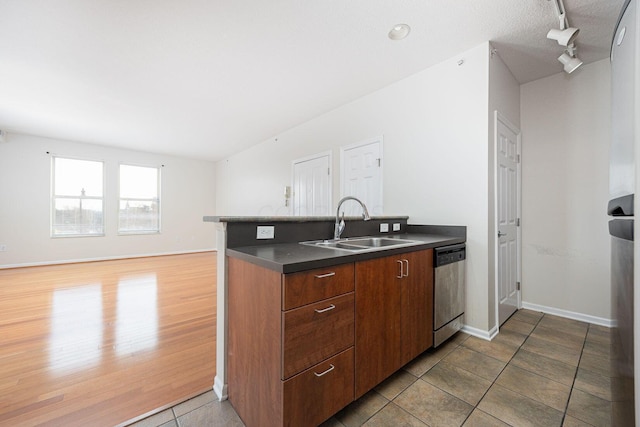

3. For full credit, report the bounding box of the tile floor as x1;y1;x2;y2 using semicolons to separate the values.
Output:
130;309;613;427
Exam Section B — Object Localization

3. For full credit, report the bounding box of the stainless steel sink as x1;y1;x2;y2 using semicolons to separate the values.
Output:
300;236;422;252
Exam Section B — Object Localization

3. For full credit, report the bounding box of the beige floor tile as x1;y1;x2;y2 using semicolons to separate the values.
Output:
586;325;612;346
582;339;610;359
461;336;519;363
566;389;612;427
574;368;612;401
494;365;571;411
521;336;582;366
500;318;536;336
462;409;510;427
422;361;492;406
320;417;347;427
172;391;217;417
562;415;594;426
374;370;418;400
510;309;544;325
129;409;176;427
530;324;586;352
176;400;244;427
395;379;473;427
510;349;577;386
335;390;388;427
492;329;527;347
537;315;588;339
579;352;612;377
403;340;459;377
443;346;506;382
362;403;427;427
451;332;471;345
478;384;564;427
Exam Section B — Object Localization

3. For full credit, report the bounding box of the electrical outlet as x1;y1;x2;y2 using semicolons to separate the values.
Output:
0;244;6;251
256;226;275;239
380;223;389;233
393;223;401;231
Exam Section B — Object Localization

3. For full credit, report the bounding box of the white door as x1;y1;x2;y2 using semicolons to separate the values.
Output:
292;153;331;216
496;113;521;325
340;138;383;215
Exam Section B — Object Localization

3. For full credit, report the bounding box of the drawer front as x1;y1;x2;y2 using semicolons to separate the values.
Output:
282;293;354;379
283;263;354;310
283;347;354;427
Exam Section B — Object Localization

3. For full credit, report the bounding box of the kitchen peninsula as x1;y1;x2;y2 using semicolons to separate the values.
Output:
204;216;466;427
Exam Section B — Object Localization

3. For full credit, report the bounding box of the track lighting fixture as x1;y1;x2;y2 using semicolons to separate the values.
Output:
547;27;580;46
547;0;582;74
558;51;583;73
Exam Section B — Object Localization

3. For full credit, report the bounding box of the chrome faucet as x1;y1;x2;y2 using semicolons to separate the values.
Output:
334;196;371;240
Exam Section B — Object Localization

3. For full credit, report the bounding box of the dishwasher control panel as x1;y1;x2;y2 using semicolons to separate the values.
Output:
434;243;466;267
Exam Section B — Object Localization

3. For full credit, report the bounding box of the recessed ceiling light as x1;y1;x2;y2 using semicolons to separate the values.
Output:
388;24;411;41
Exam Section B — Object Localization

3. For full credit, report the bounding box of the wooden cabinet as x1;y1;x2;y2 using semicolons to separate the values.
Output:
228;259;355;427
355;249;433;398
227;247;434;426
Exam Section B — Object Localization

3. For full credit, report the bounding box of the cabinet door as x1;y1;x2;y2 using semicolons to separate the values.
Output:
354;255;401;398
399;249;434;365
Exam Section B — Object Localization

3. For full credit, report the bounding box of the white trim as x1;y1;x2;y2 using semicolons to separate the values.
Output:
0;248;216;270
461;324;499;341
214;376;228;401
521;301;614;328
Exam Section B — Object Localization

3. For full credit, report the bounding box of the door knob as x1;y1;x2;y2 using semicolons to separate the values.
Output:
498;231;506;238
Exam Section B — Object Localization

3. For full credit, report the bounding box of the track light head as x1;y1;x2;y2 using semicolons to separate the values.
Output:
547;27;580;46
558;52;583;74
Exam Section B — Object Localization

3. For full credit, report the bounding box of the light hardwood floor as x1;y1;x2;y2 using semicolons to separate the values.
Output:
0;252;217;427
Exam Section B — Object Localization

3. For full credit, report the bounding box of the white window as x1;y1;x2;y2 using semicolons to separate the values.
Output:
52;156;105;237
119;164;160;234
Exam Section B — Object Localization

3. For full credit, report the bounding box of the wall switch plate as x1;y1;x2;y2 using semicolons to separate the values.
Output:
380;223;389;233
393;223;401;231
256;226;275;239
0;244;6;251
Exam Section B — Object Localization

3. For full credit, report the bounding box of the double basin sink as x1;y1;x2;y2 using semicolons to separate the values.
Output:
301;236;423;253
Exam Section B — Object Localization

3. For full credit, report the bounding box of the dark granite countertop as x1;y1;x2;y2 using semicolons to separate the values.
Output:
227;232;464;274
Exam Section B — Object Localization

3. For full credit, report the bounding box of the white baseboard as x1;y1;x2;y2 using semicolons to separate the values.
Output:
461;324;499;341
0;248;217;269
214;376;228;401
521;301;614;328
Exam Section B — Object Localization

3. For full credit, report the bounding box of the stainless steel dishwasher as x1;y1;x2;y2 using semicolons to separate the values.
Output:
433;243;466;347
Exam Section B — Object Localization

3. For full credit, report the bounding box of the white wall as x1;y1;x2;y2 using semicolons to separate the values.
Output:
0;133;217;267
521;59;612;322
216;42;514;333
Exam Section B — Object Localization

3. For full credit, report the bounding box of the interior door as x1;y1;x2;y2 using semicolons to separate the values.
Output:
496;113;521;325
292;153;331;216
340;138;383;215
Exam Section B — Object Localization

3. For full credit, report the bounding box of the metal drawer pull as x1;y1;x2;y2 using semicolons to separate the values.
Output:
314;272;336;279
314;304;336;313
397;260;403;278
314;364;335;377
403;259;409;277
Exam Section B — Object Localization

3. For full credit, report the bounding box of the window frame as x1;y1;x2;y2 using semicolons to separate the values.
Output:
51;155;106;238
117;162;161;235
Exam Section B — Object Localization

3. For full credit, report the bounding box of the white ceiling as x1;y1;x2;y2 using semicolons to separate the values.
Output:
0;0;624;161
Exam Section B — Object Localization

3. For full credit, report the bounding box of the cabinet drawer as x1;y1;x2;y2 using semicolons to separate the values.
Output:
282;293;354;379
283;263;354;310
283;347;354;427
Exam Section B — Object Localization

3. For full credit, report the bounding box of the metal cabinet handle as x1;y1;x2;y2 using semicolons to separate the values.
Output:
314;364;335;377
403;259;409;277
314;272;336;279
314;304;336;313
397;260;403;278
